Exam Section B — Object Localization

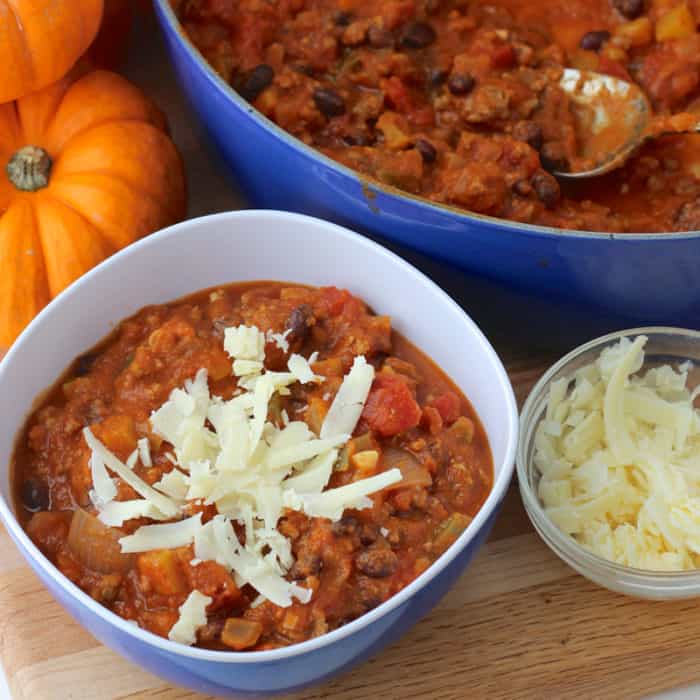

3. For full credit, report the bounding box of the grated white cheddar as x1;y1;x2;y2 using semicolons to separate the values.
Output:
320;355;375;438
284;468;402;521
534;335;700;571
153;468;190;500
137;438;152;468
224;325;266;362
119;514;203;553
98;499;166;527
88;452;117;508
83;428;180;518
287;353;323;385
266;328;292;353
82;322;402;637
168;590;212;645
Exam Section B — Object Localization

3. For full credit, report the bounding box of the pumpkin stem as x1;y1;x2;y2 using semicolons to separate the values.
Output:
7;146;52;192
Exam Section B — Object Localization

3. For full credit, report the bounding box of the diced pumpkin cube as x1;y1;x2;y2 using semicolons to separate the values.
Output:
91;415;136;460
569;49;600;72
376;111;412;150
351;449;379;478
615;17;653;46
311;357;344;377
601;45;628;63
137;549;187;595
655;4;697;41
305;396;329;435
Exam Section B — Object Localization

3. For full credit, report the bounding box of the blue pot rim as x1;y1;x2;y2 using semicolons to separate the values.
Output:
0;209;518;667
154;0;700;242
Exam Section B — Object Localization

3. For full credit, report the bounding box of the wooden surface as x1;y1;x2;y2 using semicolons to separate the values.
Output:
2;360;700;700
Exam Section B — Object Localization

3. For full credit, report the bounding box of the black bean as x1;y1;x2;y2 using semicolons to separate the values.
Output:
344;131;374;146
367;25;394;48
613;0;644;19
333;10;352;26
540;142;570;173
359;523;379;546
75;352;97;377
512;178;533;196
427;68;447;87
531;170;561;208
332;515;358;536
448;73;476;96
512;120;543;151
238;64;274;102
285;304;313;345
399;21;437;49
415;138;437;163
313;88;346;117
673;197;700;231
579;30;611;52
290;552;322;579
21;478;49;512
355;548;398;578
292;64;315;77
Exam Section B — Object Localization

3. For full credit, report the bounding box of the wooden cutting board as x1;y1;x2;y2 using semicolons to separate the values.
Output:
4;359;700;700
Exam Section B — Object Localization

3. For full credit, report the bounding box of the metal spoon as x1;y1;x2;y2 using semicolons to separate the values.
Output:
554;68;699;179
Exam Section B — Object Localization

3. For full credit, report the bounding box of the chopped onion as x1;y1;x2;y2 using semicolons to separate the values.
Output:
382;448;432;489
67;508;133;574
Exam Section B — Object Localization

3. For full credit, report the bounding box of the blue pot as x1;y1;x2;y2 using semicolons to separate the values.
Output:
154;0;700;328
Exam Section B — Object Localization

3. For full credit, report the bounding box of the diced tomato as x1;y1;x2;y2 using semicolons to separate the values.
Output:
362;373;422;437
429;391;461;425
490;43;516;69
381;77;414;114
185;560;242;612
317;286;353;316
421;405;443;435
598;55;633;82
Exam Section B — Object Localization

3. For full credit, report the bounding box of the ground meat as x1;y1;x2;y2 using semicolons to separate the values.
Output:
674;197;700;231
355;547;399;577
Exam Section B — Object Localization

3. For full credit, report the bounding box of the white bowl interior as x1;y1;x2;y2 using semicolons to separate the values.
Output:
0;210;517;659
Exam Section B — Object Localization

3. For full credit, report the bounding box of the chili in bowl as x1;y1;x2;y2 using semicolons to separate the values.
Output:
0;211;518;696
153;0;700;328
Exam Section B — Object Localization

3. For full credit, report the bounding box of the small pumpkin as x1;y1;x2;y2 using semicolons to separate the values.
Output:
0;69;186;348
0;0;104;103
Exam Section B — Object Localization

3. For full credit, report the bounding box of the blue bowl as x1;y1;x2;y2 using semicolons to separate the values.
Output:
153;0;700;329
0;211;518;697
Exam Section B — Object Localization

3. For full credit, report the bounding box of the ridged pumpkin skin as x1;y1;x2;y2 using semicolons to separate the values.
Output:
0;70;187;348
0;0;104;103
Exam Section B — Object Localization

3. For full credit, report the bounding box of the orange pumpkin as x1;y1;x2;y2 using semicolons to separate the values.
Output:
0;0;104;103
0;69;186;348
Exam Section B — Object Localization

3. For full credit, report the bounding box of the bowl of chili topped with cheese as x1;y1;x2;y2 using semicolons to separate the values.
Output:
0;211;517;696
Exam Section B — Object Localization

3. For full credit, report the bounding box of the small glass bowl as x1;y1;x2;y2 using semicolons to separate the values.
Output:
517;327;700;600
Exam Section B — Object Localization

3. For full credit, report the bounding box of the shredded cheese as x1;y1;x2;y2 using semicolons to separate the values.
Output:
137;438;152;468
168;590;212;645
88;452;117;508
534;335;700;571
224;325;266;362
320;355;375;438
98;499;165;527
83;428;180;518
81;323;402;644
118;513;203;553
266;328;292;353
